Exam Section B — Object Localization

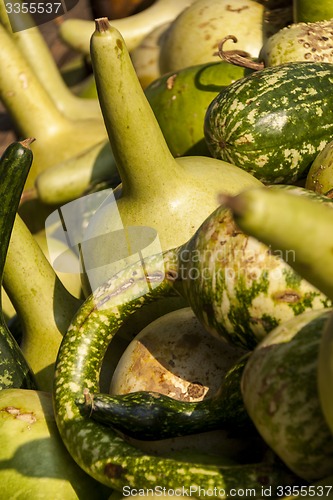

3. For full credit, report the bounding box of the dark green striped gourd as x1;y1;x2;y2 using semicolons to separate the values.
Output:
76;354;252;440
204;62;333;184
242;308;333;482
0;139;36;390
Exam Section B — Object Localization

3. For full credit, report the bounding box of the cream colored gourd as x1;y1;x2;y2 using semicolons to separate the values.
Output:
131;22;170;89
0;24;108;189
83;19;262;293
3;215;82;392
110;307;247;397
0;0;102;121
59;0;196;56
158;0;266;74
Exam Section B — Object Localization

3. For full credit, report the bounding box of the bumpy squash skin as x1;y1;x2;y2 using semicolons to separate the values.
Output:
145;61;249;157
241;308;333;482
53;255;300;494
204;62;333;184
168;203;330;350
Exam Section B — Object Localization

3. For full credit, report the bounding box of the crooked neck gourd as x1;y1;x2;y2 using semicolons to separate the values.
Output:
0;23;107;189
0;0;102;121
58;0;197;56
82;19;262;293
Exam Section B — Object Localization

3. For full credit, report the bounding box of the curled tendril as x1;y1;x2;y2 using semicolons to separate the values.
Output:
214;35;264;71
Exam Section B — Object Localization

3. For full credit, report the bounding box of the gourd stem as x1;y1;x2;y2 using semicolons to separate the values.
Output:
90;18;179;196
0;23;69;138
214;35;264;71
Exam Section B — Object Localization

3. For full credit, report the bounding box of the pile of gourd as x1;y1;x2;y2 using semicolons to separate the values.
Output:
1;0;333;498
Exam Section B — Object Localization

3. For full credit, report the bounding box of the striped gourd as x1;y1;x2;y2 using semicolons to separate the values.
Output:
204;62;333;184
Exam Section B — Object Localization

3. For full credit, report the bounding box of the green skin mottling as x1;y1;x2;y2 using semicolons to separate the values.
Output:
76;355;252;440
204;62;333;184
171;204;329;350
242;308;333;482
54;255;300;495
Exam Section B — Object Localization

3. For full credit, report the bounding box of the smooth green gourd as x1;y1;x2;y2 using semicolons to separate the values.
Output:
0;0;102;121
58;0;196;56
0;23;108;189
3;215;82;391
82;18;262;295
0;139;36;390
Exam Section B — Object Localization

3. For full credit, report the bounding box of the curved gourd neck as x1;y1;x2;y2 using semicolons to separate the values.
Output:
0;23;69;138
90;18;178;196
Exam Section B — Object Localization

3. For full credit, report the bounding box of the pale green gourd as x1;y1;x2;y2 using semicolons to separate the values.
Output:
3;215;82;392
0;23;108;189
0;0;102;121
82;19;262;294
58;0;196;56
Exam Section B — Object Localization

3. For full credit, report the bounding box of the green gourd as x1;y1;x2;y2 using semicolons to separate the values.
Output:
0;23;108;190
145;60;249;157
305;140;333;197
0;389;111;498
76;354;252;440
241;308;333;482
220;186;333;301
0;139;36;390
81;18;262;295
0;0;102;121
53;253;301;494
58;0;196;56
3;214;83;392
204;62;333;184
293;0;333;23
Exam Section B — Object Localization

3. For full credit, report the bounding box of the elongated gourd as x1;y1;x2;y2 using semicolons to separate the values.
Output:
3;215;82;392
76;354;252;440
0;0;102;121
82;19;262;294
53;254;301;492
58;0;196;56
0;23;108;189
305;140;333;197
0;139;36;390
220;186;333;301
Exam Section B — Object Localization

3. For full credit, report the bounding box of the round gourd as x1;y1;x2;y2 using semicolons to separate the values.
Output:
145;60;248;157
159;0;266;74
241;308;333;482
